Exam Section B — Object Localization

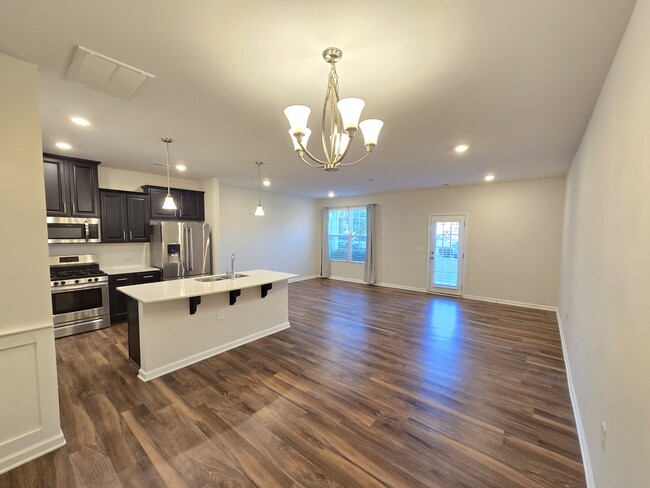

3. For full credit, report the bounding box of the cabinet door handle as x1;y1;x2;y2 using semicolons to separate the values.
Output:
72;203;76;214
63;203;67;214
129;230;133;240
122;231;126;240
142;275;154;279
116;278;128;282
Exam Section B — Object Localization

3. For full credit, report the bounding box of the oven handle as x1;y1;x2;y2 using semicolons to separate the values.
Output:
51;283;108;293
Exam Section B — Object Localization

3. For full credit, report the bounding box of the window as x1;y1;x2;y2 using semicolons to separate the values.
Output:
328;207;367;262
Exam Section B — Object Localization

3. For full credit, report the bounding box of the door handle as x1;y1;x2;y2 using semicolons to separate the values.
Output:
129;230;133;240
63;203;67;214
189;227;194;271
116;278;129;282
122;231;126;240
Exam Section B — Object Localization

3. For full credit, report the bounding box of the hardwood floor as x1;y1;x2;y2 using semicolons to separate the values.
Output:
1;279;585;487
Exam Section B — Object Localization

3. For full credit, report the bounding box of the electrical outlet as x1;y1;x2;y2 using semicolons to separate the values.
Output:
601;421;607;451
217;309;225;320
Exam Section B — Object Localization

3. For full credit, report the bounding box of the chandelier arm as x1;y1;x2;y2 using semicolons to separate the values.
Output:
298;152;326;168
321;81;334;164
338;150;372;167
296;139;329;166
331;130;357;166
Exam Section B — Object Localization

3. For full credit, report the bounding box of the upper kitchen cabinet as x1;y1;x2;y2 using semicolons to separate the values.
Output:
141;185;205;221
43;154;100;218
100;190;150;243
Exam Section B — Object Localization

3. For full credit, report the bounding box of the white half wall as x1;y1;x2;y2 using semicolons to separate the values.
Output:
219;185;320;279
558;0;650;486
323;177;565;308
0;52;64;473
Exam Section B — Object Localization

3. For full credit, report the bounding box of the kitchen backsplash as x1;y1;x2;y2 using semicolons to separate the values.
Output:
49;242;150;268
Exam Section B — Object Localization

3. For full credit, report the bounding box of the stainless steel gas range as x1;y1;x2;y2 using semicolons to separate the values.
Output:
50;255;110;338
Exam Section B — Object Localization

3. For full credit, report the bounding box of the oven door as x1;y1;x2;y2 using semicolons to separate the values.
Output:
51;282;109;325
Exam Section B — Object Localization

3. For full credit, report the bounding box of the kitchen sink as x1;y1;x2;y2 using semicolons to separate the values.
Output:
195;273;248;282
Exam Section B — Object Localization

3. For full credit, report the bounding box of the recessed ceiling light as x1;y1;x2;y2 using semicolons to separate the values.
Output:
262;179;271;187
70;117;90;126
175;164;187;171
455;144;469;153
55;142;72;150
328;191;335;198
484;174;495;182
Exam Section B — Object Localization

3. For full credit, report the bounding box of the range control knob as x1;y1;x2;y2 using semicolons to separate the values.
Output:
88;278;93;283
61;281;66;285
94;277;99;282
75;279;80;284
53;281;59;286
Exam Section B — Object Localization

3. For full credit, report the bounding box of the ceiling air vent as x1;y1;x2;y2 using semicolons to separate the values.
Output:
66;46;155;100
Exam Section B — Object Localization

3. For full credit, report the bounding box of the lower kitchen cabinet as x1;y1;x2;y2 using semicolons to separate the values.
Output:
109;270;161;323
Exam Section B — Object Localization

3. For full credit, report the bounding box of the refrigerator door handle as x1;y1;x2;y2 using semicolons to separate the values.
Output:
189;227;194;271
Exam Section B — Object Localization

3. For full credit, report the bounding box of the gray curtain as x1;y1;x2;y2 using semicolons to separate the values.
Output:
364;203;377;284
321;207;331;278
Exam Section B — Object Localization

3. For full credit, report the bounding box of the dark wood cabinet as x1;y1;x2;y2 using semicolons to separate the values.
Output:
100;190;150;243
146;186;178;220
141;185;205;221
109;270;161;323
43;154;100;218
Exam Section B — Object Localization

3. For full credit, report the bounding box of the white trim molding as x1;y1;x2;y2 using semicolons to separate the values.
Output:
288;274;320;283
464;294;558;312
0;325;64;475
556;311;594;487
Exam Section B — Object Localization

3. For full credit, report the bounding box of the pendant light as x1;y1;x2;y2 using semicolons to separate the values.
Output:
161;137;177;210
254;161;265;216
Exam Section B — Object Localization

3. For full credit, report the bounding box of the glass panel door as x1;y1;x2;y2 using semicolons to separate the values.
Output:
428;215;466;295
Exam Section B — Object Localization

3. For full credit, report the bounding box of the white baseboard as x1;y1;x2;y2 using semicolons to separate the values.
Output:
328;275;365;284
0;430;65;475
556;311;594;488
138;322;291;382
288;274;320;283
325;277;556;311
464;294;558;312
375;281;428;293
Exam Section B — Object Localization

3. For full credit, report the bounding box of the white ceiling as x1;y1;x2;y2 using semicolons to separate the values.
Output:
0;0;637;198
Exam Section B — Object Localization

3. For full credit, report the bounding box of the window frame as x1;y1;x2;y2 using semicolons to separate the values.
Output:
327;206;367;263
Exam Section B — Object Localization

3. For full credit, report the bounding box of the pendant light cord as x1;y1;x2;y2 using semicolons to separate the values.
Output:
258;162;262;205
166;141;171;195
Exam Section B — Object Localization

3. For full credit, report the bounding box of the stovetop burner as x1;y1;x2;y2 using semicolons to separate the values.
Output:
49;254;108;286
50;268;108;280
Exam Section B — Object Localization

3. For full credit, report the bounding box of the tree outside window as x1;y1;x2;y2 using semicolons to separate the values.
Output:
328;207;367;263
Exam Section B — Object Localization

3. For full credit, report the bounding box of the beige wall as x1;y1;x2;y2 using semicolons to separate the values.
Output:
324;177;565;308
219;185;320;278
97;165;200;191
0;53;64;473
558;0;650;486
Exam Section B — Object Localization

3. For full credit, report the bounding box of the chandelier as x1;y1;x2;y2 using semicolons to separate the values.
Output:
284;47;384;172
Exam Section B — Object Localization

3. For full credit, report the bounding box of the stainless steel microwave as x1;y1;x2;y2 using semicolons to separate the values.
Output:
47;217;101;244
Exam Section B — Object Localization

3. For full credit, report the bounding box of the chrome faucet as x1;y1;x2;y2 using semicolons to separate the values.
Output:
230;252;235;279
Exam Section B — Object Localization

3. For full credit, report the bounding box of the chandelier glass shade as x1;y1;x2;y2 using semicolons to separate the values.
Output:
284;47;384;172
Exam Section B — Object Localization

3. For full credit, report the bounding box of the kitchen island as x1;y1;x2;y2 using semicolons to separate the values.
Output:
118;269;297;381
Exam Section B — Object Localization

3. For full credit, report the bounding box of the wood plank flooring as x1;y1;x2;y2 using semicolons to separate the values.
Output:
1;279;586;487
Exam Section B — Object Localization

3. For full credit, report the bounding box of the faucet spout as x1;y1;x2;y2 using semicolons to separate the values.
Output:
230;252;235;279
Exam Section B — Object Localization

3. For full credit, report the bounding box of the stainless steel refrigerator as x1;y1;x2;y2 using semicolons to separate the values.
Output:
150;222;211;280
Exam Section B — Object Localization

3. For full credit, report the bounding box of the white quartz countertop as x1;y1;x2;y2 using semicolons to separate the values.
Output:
102;265;160;275
117;269;297;304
